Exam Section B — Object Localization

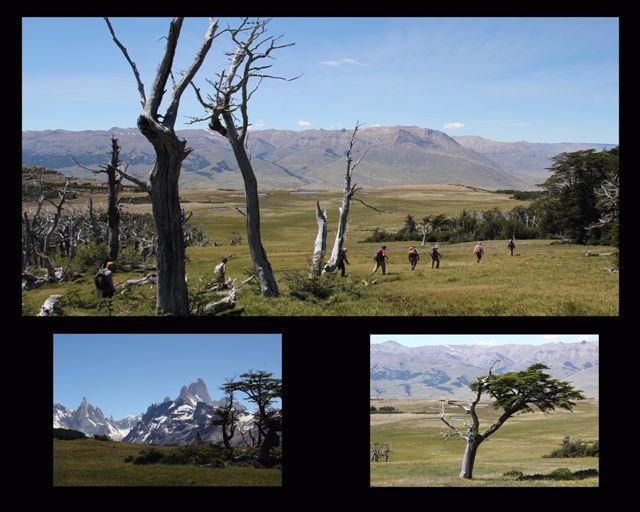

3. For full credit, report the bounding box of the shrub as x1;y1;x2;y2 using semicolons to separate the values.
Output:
544;436;599;458
53;428;87;440
93;434;111;441
549;468;573;479
370;406;377;413
502;470;524;478
71;242;109;273
132;448;166;465
517;468;599;481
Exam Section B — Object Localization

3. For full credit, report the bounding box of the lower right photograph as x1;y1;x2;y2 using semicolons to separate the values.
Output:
370;334;599;487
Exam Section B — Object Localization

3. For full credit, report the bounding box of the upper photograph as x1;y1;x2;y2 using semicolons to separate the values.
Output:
21;17;619;316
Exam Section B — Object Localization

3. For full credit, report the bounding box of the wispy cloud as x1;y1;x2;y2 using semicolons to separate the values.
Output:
320;57;367;67
443;122;465;129
247;119;265;131
298;120;312;127
328;123;343;130
543;335;559;340
475;340;498;346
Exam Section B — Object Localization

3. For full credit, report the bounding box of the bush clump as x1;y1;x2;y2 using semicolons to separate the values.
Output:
517;468;599;481
544;437;599;458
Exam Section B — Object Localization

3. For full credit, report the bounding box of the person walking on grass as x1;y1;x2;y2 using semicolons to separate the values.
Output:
507;238;516;256
214;257;228;289
473;242;484;263
408;246;419;270
371;245;389;275
95;261;115;298
430;244;441;269
337;247;350;277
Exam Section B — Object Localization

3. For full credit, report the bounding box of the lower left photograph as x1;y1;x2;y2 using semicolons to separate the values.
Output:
53;333;282;486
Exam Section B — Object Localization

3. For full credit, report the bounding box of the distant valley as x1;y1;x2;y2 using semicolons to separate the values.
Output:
22;126;615;191
370;340;599;400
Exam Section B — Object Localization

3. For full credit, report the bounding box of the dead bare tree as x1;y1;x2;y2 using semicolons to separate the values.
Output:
311;201;327;276
322;123;377;274
191;17;298;297
105;17;219;315
41;180;70;280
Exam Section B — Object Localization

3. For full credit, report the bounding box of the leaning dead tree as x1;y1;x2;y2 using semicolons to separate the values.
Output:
440;361;585;479
191;17;297;297
322;123;377;274
105;17;219;315
311;201;327;276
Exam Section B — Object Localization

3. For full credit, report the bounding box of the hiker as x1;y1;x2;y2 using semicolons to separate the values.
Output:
507;238;516;256
371;245;389;275
408;246;419;270
95;261;115;298
430;244;441;269
337;247;350;277
214;257;228;289
473;242;484;263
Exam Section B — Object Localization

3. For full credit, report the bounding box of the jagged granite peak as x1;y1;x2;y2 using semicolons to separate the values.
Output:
124;379;254;446
53;398;140;441
163;396;172;403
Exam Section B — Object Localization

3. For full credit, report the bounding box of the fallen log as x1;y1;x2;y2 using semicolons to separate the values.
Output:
38;294;64;316
199;275;255;316
115;273;157;292
585;251;613;257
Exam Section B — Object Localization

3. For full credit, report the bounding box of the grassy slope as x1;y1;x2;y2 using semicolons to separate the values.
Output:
23;185;618;316
370;399;599;487
53;439;282;486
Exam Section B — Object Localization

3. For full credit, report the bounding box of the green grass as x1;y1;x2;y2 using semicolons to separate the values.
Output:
53;439;282;486
370;399;599;487
23;185;618;315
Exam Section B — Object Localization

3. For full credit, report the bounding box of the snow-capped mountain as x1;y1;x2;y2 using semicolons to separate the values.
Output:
53;398;140;441
123;378;257;446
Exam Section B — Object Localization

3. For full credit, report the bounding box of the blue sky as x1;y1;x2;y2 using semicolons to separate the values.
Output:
23;17;618;143
53;334;281;418
370;334;599;347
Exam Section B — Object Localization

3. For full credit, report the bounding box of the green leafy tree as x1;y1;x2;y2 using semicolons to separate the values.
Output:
537;149;616;243
223;370;282;466
440;362;585;479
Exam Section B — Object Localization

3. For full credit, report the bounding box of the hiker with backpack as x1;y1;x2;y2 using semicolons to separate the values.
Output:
214;257;228;289
371;245;389;275
473;242;484;263
337;247;350;277
408;246;419;270
507;238;516;256
95;261;115;298
430;244;441;269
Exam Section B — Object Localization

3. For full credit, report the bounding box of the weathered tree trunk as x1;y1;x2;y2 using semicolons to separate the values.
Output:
258;425;279;466
323;168;354;274
312;201;327;276
459;437;481;479
221;111;278;297
139;116;189;316
106;137;121;260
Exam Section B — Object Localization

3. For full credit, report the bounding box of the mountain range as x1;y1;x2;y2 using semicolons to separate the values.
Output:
53;378;257;445
22;126;616;191
370;340;599;400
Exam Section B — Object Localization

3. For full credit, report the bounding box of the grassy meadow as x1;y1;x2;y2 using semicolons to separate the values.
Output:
22;185;619;315
53;439;282;486
370;399;599;487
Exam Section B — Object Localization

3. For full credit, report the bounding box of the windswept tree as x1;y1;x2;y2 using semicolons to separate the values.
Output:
104;17;220;315
440;362;585;479
209;380;238;455
223;370;282;466
192;18;297;297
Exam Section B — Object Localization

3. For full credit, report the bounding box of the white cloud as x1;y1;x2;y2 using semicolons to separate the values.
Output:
247;119;265;131
320;57;367;67
298;120;312;127
443;122;465;129
475;340;498;346
543;335;559;340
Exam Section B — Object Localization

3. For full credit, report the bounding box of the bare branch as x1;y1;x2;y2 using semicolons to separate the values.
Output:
147;17;184;119
104;17;146;108
164;18;218;126
70;156;103;174
351;197;391;214
439;401;469;440
351;144;376;172
113;166;150;194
